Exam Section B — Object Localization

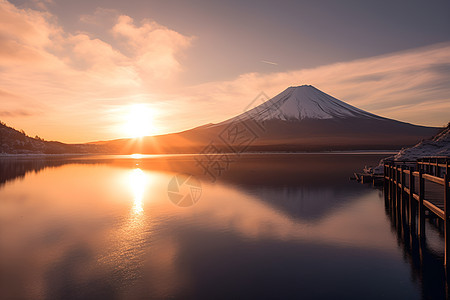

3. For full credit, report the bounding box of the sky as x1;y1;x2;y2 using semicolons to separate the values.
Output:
1;0;449;143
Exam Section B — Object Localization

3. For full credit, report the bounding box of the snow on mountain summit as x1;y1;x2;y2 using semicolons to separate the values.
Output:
237;85;383;122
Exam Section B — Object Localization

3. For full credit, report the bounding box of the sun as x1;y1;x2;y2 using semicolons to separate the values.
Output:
123;104;154;138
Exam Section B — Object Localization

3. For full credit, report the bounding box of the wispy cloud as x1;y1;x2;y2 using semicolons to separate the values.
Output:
79;7;118;26
0;110;35;117
261;60;278;66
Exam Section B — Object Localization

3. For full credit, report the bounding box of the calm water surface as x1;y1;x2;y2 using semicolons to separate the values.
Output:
0;154;446;299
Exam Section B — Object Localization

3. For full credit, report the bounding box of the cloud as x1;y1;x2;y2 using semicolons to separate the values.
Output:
0;110;35;117
112;15;193;79
79;7;118;26
29;0;53;11
0;0;193;88
0;0;60;64
0;0;193;141
261;60;278;66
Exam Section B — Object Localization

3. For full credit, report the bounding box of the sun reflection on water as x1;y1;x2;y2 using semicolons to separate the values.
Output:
129;168;146;214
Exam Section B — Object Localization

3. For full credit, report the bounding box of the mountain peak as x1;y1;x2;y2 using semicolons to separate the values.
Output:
233;85;383;122
289;84;314;88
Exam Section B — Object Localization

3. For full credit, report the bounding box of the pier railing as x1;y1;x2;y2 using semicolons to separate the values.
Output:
384;157;450;264
417;157;450;177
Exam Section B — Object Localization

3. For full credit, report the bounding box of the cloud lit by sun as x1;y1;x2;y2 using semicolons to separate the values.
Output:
123;104;155;138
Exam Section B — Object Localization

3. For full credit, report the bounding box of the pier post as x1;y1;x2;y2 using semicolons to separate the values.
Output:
394;166;399;222
409;167;416;230
418;170;425;238
446;158;448;177
391;164;394;202
397;166;401;221
401;166;406;223
437;158;441;178
391;165;395;216
389;164;392;199
395;166;398;207
386;164;390;200
399;166;404;225
392;164;397;222
445;174;450;266
446;172;450;300
384;165;389;206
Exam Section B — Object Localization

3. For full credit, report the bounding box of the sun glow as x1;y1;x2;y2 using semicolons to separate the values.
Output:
123;104;154;138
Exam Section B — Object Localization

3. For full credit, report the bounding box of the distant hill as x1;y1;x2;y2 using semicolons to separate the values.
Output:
0;121;102;154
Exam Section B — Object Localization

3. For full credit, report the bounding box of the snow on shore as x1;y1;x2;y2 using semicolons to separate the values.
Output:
371;124;449;174
390;125;450;161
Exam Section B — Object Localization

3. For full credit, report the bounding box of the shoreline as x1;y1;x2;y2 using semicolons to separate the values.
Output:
0;150;398;159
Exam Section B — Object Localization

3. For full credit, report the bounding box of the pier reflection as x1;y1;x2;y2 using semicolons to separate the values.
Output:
383;189;447;299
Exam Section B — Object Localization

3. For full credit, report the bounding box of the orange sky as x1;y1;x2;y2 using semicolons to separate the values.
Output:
1;0;449;143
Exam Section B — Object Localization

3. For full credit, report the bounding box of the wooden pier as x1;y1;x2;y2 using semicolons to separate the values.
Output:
384;157;450;264
354;172;383;185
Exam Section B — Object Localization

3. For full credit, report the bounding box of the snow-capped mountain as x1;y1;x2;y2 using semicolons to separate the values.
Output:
2;85;441;155
93;85;443;153
228;85;382;122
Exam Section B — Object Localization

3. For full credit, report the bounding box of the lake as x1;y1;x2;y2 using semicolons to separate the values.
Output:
0;153;446;299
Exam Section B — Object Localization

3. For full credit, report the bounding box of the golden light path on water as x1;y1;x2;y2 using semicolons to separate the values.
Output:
129;168;146;214
93;167;154;287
